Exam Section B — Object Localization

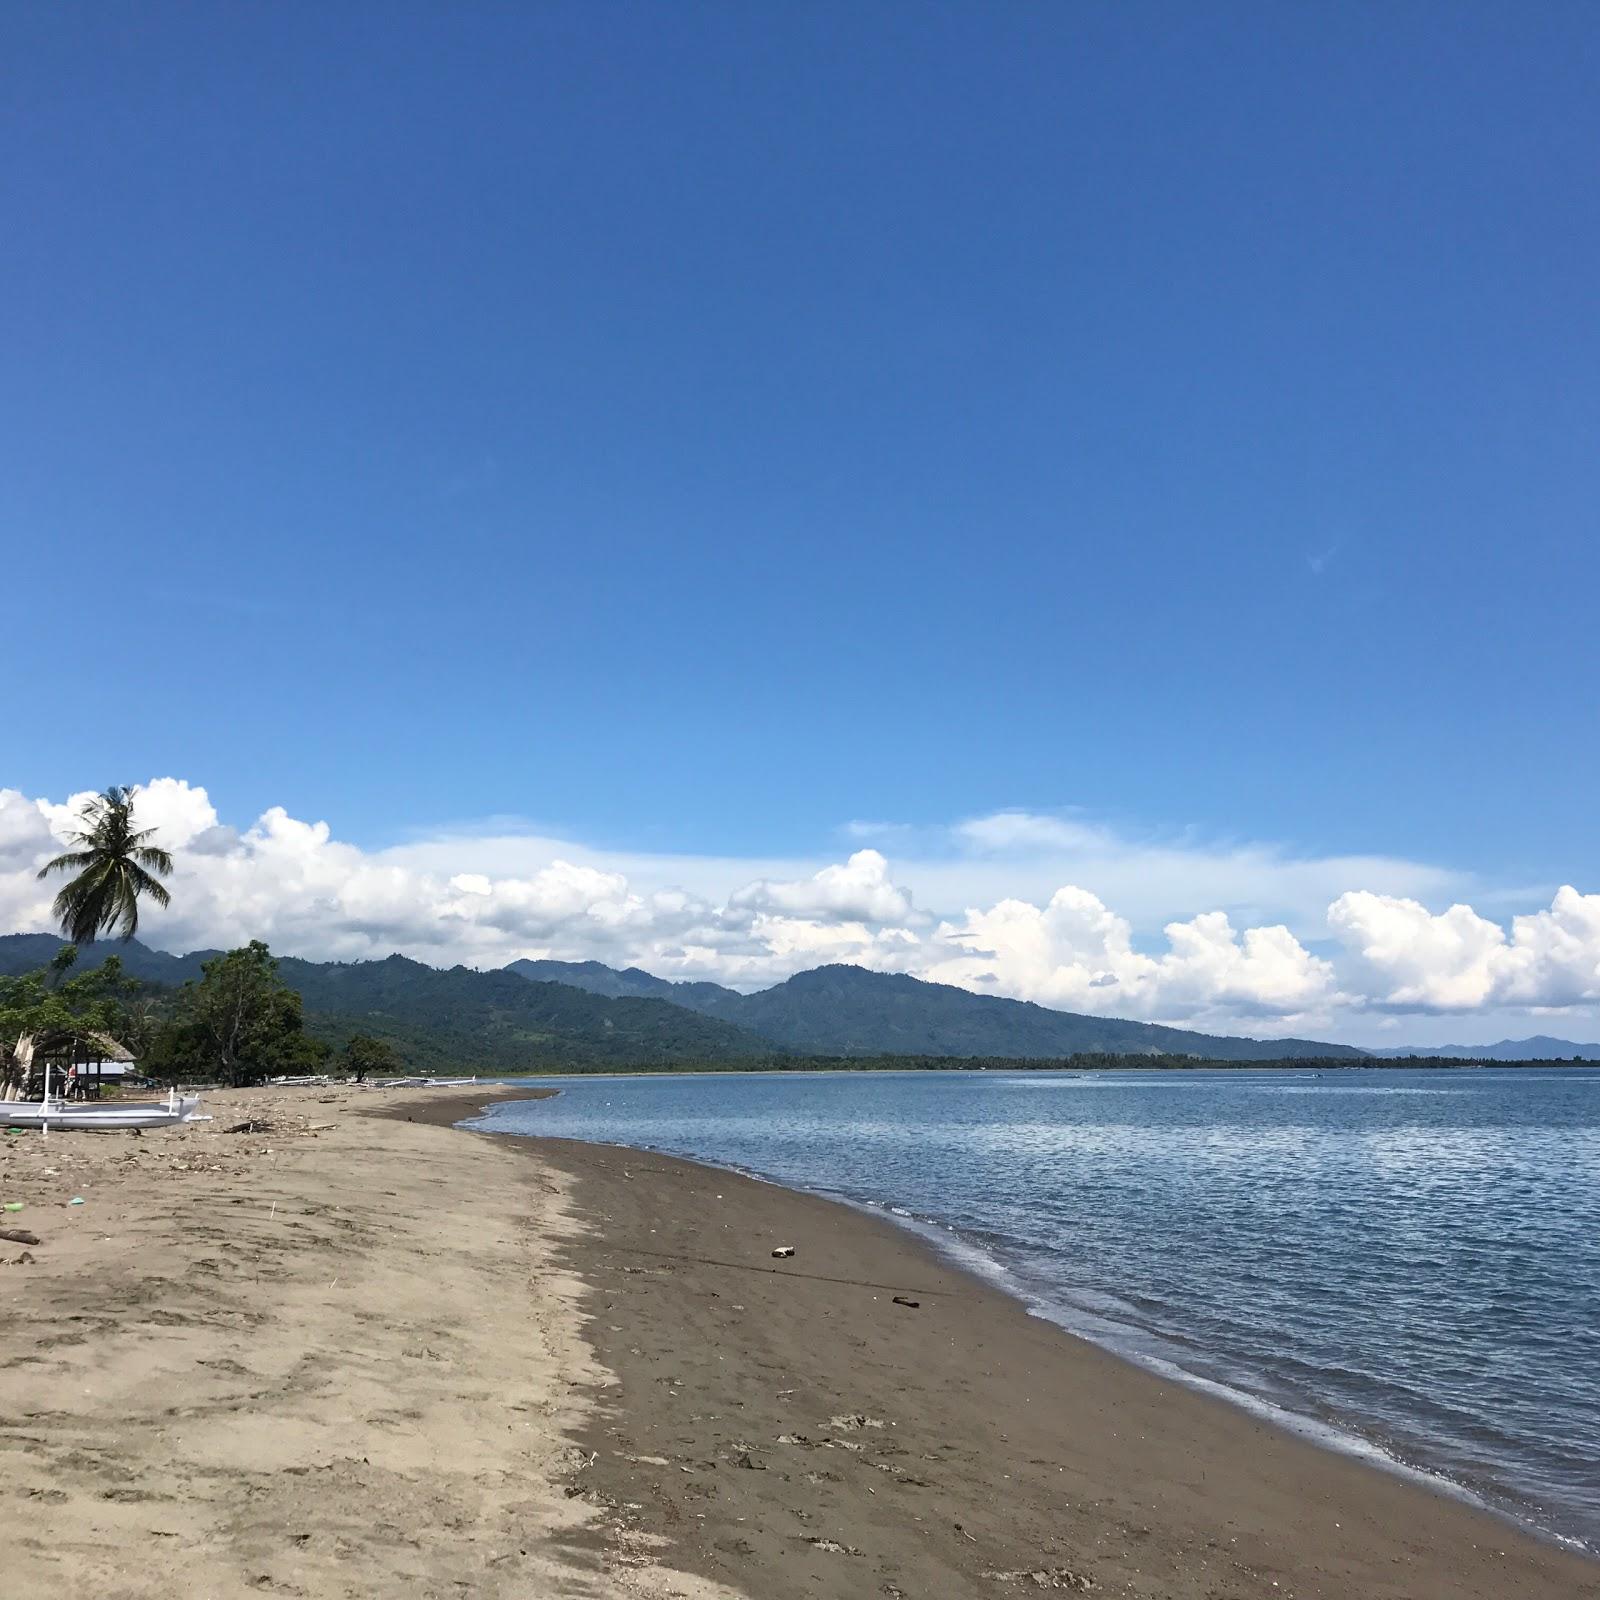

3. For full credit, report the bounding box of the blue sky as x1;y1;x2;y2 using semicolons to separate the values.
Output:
4;6;1598;1042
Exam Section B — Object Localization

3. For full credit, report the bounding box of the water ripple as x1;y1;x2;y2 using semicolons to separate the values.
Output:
478;1066;1600;1551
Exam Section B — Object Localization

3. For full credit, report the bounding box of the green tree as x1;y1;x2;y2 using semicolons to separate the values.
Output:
36;786;174;944
147;941;328;1086
0;954;144;1096
342;1033;402;1082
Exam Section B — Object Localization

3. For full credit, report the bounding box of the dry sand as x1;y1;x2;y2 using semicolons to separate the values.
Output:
3;1083;1597;1600
0;1084;737;1600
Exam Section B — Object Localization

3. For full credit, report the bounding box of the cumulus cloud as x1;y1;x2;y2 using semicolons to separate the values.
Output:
925;889;1337;1028
1328;887;1600;1012
2;780;1597;1039
730;850;915;924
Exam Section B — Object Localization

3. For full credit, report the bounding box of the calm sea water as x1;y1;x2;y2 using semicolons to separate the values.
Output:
472;1067;1600;1549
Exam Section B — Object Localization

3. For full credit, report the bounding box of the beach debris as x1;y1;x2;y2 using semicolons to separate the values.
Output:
827;1414;887;1431
984;1568;1096;1591
892;1295;921;1309
10;1251;35;1265
771;1246;795;1259
67;1196;85;1206
732;1450;766;1470
1;1228;41;1246
226;1119;275;1134
804;1537;862;1556
3;1201;23;1212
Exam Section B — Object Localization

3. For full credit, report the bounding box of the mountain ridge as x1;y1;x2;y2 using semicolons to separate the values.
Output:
0;935;769;1071
504;956;1367;1060
504;957;744;1015
1366;1035;1600;1061
15;935;1597;1065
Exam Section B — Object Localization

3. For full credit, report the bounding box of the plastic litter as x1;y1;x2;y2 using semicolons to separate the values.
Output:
67;1197;85;1206
771;1246;795;1259
2;1202;23;1212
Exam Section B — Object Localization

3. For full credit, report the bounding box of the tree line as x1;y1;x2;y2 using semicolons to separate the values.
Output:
5;784;402;1087
1;939;405;1088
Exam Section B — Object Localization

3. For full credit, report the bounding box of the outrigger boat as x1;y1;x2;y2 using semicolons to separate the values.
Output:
0;1063;202;1132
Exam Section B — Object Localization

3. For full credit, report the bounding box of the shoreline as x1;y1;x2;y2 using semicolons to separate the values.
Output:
4;1082;1595;1598
812;1178;1590;1554
451;1090;1599;1599
462;1091;1591;1558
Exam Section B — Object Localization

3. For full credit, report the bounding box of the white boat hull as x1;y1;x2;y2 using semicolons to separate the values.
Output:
0;1094;202;1131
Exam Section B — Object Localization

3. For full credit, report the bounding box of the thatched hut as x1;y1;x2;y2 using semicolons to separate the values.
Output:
6;1028;137;1100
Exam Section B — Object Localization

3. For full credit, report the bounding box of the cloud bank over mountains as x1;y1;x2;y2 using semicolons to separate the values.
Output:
3;779;1597;1043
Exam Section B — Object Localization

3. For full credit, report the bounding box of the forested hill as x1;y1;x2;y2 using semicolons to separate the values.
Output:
504;957;1366;1060
504;957;744;1015
0;936;770;1071
275;954;772;1070
1;935;1364;1064
719;964;1366;1059
1367;1035;1600;1061
0;932;215;985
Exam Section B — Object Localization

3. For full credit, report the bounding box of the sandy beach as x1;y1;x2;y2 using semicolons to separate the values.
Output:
3;1085;1596;1599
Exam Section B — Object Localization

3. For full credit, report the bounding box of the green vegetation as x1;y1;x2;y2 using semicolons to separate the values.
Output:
497;1051;1590;1076
276;953;771;1072
2;936;1590;1083
35;786;174;944
0;952;145;1095
513;959;1368;1061
342;1033;402;1081
144;941;331;1086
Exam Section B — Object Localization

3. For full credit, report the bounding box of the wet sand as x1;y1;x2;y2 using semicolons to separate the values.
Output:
3;1084;1596;1599
450;1100;1598;1600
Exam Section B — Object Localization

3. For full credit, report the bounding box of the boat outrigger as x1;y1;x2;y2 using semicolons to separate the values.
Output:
0;1062;203;1133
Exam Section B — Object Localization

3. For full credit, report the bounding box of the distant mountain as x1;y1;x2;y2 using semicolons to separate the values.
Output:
34;934;1558;1067
275;953;770;1070
0;933;214;985
1367;1036;1600;1061
505;958;744;1016
723;965;1366;1059
506;957;1365;1060
0;935;770;1072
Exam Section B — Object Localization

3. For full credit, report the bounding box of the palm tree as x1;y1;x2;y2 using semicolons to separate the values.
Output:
36;786;174;944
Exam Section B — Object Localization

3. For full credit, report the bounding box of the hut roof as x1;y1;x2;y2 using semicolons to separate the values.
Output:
11;1029;137;1071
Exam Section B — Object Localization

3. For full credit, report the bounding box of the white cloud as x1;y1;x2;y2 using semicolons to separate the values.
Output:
730;849;915;924
925;889;1337;1029
1328;886;1600;1012
41;777;220;850
847;810;1462;944
0;789;54;868
2;781;1597;1043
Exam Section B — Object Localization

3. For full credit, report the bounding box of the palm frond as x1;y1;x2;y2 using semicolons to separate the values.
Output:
39;786;175;942
125;863;173;907
37;850;99;879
